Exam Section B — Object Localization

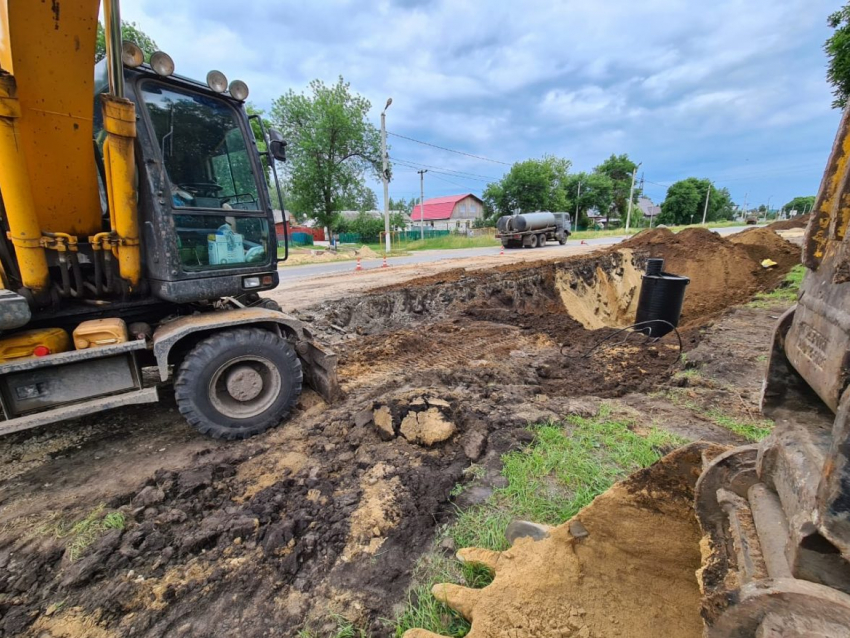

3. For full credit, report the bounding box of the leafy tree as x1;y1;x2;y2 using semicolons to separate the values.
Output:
593;154;640;224
782;195;816;214
389;197;412;215
389;211;408;230
95;21;158;63
270;77;382;233
339;183;378;211
658;178;735;225
827;4;850;108
482;156;571;219
564;172;614;228
348;211;384;241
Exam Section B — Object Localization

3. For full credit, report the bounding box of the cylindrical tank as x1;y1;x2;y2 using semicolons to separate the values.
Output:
497;216;513;233
512;212;556;232
635;258;690;338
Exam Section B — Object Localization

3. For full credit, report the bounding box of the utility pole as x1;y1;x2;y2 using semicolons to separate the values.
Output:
701;182;711;225
380;98;393;254
574;181;581;233
742;192;748;221
625;163;641;231
418;169;428;240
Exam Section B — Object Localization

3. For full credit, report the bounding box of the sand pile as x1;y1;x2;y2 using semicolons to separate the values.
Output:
406;444;719;638
355;245;379;258
728;226;800;272
618;227;793;323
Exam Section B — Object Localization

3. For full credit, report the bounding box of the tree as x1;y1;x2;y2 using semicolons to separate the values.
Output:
348;211;384;241
782;195;816;214
270;77;382;233
95;21;158;63
338;183;378;211
481;156;571;219
593;154;640;224
657;178;733;225
389;196;411;215
389;211;408;231
827;4;850;108
564;172;614;228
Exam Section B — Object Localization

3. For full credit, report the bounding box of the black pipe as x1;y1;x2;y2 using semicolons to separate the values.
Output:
69;252;84;298
57;252;71;297
104;249;115;293
93;248;104;296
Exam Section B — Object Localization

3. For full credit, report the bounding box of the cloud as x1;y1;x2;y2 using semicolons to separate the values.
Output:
120;0;840;205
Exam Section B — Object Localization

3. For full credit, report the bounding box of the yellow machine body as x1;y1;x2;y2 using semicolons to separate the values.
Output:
0;0;103;238
0;327;70;363
73;318;128;350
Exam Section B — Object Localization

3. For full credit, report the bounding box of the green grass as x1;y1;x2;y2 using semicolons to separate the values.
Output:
44;506;126;562
298;616;370;638
666;389;773;442
391;405;684;636
748;265;805;308
706;410;773;441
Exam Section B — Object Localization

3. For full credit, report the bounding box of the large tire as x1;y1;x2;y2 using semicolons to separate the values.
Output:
527;234;538;248
175;328;303;440
538;233;547;247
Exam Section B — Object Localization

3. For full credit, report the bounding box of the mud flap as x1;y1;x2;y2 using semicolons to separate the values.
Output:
296;339;341;403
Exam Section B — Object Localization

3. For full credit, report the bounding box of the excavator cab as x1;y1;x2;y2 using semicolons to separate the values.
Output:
93;60;281;302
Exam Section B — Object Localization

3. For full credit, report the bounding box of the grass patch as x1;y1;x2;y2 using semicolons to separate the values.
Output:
44;506;126;562
392;405;684;636
298;616;370;638
748;265;805;308
666;389;773;442
706;410;773;442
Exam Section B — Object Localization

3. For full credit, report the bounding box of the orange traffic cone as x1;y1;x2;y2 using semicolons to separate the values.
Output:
382;255;388;268
355;257;362;272
580;240;587;245
500;246;504;256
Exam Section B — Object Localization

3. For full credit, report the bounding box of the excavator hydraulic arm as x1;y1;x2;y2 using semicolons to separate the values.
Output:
0;0;141;298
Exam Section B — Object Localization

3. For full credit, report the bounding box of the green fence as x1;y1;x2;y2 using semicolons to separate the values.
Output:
337;229;452;244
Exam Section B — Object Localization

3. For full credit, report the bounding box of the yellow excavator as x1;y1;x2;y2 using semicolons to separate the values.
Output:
0;1;338;438
406;112;850;636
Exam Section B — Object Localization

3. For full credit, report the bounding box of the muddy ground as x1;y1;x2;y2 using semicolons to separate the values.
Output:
0;227;801;637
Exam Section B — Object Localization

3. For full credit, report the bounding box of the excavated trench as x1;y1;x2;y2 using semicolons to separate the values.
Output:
0;228;801;638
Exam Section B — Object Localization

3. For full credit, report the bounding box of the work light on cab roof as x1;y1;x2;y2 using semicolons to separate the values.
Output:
229;79;249;101
150;50;175;77
121;40;143;68
206;69;228;93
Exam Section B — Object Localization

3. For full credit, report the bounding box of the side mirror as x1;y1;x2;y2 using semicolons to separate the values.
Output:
270;139;287;162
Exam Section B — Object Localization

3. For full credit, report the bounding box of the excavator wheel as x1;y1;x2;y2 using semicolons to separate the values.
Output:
174;327;303;440
708;578;850;638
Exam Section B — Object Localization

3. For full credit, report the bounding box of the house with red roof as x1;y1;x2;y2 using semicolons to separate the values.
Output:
410;193;485;231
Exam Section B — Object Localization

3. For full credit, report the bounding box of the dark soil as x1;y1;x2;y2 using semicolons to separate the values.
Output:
769;213;811;231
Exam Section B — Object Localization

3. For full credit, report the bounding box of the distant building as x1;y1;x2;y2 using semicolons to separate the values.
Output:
410;193;485;231
637;196;661;221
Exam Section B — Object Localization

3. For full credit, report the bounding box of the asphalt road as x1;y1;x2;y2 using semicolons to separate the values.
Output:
277;225;759;282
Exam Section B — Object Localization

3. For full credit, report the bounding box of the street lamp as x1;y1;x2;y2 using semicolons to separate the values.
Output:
381;98;393;254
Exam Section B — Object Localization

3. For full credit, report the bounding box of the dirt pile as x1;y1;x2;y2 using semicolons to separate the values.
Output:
406;443;723;638
619;227;792;322
769;212;811;231
728;226;800;272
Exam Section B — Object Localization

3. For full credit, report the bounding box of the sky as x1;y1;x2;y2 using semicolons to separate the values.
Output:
120;0;844;211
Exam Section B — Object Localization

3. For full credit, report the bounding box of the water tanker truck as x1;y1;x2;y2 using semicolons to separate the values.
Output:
495;212;571;248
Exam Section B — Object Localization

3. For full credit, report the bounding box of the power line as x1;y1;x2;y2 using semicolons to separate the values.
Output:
393;159;492;183
393;157;498;180
387;131;511;165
